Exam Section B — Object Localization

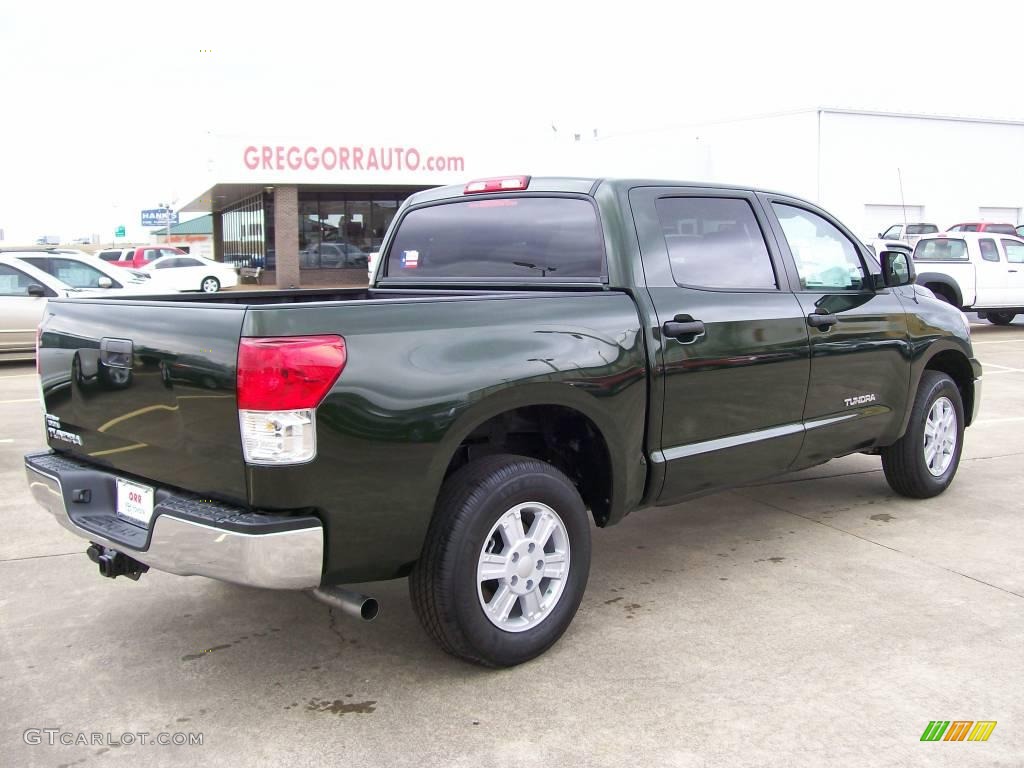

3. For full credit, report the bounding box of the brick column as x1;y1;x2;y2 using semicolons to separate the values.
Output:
211;211;224;262
274;185;300;288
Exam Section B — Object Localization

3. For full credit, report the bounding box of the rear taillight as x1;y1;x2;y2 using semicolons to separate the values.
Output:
236;335;346;465
464;176;530;194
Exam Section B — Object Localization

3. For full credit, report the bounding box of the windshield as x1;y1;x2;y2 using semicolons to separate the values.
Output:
914;239;968;261
384;197;605;279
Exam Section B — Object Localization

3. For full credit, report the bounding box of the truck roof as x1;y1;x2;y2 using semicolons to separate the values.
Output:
408;176;801;206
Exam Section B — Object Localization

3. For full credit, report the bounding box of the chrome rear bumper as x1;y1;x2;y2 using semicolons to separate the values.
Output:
25;453;323;590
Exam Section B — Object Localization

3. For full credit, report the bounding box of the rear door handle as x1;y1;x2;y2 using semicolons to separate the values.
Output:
663;320;705;341
806;312;838;329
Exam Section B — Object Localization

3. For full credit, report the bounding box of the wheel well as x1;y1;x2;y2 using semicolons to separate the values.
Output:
924;281;957;305
925;350;975;425
444;405;613;526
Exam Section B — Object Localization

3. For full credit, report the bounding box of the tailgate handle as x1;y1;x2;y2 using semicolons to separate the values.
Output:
100;338;134;368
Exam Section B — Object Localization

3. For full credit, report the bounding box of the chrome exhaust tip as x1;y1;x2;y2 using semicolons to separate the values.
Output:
311;586;379;621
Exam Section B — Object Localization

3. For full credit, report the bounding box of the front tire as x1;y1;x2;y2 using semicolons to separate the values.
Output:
200;276;220;293
988;311;1016;326
410;454;591;667
881;372;964;498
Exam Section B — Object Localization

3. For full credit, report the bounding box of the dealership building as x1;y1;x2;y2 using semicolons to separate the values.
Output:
181;109;1024;288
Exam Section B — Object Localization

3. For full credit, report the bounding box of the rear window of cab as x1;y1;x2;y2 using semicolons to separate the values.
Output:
384;197;605;279
914;238;968;261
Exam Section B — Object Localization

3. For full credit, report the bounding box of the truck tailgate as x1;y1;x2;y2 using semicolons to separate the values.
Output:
38;298;248;503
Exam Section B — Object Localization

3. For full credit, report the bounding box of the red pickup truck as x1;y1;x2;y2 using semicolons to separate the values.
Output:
97;246;187;269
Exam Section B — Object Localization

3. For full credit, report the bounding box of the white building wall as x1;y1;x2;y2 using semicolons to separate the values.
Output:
817;110;1024;239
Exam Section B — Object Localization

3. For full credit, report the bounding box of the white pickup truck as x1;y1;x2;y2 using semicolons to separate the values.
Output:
914;232;1024;325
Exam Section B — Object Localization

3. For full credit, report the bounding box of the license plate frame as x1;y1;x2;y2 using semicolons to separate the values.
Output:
115;478;155;528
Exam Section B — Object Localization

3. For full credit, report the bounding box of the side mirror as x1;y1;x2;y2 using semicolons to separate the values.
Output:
27;284;46;297
97;276;113;289
880;250;916;287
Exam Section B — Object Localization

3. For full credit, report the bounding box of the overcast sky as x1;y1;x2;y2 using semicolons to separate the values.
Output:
1;0;1020;243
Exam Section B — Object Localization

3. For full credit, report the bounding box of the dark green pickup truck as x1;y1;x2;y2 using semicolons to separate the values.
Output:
25;176;982;666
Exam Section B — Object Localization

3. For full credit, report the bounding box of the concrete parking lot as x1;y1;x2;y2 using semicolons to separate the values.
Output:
1;319;1022;767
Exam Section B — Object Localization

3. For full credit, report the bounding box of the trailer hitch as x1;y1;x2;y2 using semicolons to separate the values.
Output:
86;543;150;581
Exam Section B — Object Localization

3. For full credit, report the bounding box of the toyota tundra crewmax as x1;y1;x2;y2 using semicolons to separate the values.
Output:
24;177;982;667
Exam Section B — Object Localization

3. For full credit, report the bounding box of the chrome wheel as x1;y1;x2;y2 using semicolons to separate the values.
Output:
923;396;957;477
477;502;570;633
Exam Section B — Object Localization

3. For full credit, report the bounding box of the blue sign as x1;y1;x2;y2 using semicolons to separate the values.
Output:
141;209;179;228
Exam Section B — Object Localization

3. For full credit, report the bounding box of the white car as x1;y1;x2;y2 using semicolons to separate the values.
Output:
913;232;1024;325
8;250;152;292
0;255;123;361
140;255;239;293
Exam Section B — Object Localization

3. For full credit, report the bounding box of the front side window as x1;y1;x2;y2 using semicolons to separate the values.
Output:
177;258;203;267
881;225;902;239
914;239;968;261
153;259;175;269
48;258;114;288
979;239;1000;262
772;204;866;291
963;224;979;232
386;197;604;279
97;250;120;261
1001;239;1024;264
655;197;776;289
0;264;38;296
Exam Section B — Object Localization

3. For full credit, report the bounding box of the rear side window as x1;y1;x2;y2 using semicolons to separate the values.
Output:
97;250;120;261
1001;239;1024;264
979;239;1000;262
987;224;1016;235
907;224;938;235
655;197;776;289
385;197;604;279
914;239;968;261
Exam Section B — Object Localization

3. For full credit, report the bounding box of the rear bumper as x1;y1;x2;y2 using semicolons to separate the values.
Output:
24;451;323;590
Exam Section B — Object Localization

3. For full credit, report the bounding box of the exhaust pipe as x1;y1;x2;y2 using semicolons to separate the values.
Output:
311;586;379;621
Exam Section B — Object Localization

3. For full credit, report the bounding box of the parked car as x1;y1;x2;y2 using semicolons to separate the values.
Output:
913;232;1024;324
947;222;1017;235
25;176;981;667
96;247;133;262
877;222;939;246
140;254;239;292
8;251;152;292
110;246;186;270
0;255;122;361
301;241;369;268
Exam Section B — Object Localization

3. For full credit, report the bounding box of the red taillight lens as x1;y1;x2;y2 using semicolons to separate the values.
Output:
464;176;530;194
236;335;346;410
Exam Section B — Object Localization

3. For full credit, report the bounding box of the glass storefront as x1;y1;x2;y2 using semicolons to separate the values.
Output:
222;193;266;267
221;186;422;272
295;188;413;270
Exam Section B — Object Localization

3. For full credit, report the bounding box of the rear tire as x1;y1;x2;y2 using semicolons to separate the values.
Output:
881;371;964;499
988;311;1016;326
410;454;591;667
201;276;220;293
